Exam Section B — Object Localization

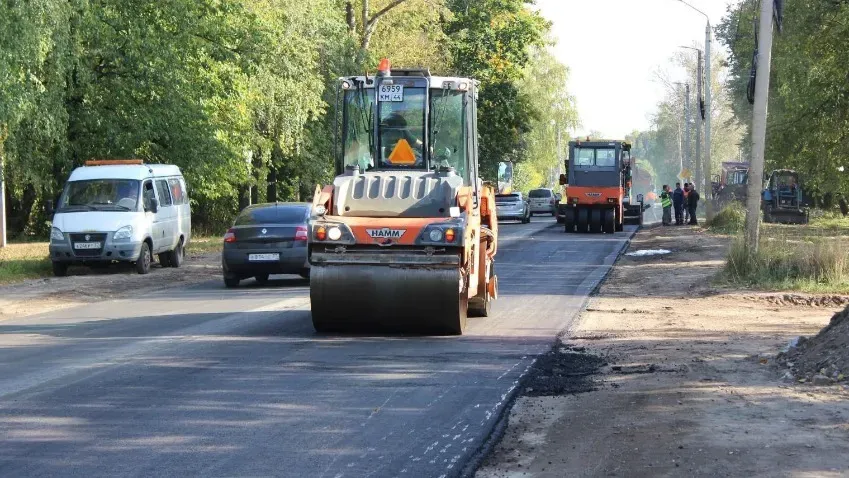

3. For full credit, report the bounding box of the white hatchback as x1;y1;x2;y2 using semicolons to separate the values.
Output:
528;188;557;216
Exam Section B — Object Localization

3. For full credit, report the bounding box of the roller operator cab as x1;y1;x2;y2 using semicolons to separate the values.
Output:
558;139;644;234
308;59;499;335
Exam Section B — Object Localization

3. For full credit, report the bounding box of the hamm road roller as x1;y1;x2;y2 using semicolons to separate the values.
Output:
307;60;499;335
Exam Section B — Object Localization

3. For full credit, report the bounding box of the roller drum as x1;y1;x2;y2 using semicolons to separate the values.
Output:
310;264;468;335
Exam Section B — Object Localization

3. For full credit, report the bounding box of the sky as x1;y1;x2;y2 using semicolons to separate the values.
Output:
536;0;738;139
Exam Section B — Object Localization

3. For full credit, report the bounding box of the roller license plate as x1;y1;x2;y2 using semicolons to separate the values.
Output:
74;242;101;250
248;253;280;262
378;84;404;102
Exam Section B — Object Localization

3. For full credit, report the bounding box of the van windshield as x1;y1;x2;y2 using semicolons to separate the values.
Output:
58;179;141;212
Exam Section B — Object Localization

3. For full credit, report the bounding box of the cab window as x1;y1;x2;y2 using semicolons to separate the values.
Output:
155;179;173;207
574;148;595;166
168;178;185;205
143;181;156;211
431;90;468;182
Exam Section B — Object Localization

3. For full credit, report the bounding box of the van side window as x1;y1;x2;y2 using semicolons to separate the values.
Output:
155;179;173;207
168;178;185;205
143;181;156;211
181;178;189;204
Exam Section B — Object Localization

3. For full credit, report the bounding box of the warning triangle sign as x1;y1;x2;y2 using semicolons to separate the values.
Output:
388;139;416;165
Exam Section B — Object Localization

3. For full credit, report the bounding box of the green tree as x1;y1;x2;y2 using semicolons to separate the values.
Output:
513;44;579;193
444;0;549;180
717;0;849;201
0;0;73;235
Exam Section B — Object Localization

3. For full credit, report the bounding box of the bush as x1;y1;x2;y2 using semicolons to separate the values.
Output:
707;202;747;234
723;234;849;292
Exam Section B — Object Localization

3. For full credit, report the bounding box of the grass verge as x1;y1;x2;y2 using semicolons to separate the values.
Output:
0;243;52;284
0;237;221;284
706;202;746;234
722;234;849;294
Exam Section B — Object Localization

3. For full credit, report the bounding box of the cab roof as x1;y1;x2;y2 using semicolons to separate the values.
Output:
340;75;477;87
68;164;182;182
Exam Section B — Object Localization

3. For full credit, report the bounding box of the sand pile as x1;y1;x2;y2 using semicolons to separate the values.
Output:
779;305;849;384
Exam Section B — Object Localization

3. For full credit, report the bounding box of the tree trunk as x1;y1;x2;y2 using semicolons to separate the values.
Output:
251;148;262;205
267;167;278;203
346;1;356;33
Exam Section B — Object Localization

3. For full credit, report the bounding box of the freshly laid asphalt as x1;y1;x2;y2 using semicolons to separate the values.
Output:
0;217;637;477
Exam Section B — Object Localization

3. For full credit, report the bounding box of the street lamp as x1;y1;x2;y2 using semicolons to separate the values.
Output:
676;0;713;219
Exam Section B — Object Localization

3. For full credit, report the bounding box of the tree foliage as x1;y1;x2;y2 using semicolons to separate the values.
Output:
444;0;550;180
717;0;849;199
0;0;576;237
511;44;579;193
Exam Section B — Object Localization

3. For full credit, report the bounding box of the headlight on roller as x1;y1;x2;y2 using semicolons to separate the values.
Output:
327;226;342;241
113;225;133;241
428;229;444;242
50;227;64;242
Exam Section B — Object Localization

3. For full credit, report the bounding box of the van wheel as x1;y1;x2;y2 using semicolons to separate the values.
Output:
135;242;152;275
299;269;310;279
52;262;69;277
170;239;184;268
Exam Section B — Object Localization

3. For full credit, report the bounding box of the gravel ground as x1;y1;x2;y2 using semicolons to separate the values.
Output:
477;225;849;478
0;250;221;320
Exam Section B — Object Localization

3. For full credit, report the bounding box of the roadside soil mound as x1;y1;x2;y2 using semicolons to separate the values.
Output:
779;305;849;384
523;345;607;396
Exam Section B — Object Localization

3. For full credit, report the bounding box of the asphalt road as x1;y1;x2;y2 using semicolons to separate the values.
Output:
0;217;636;477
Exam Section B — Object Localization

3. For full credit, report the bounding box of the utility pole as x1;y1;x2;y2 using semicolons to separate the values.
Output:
684;83;691;177
696;48;703;198
704;22;713;220
679;45;703;195
676;1;712;218
744;0;776;252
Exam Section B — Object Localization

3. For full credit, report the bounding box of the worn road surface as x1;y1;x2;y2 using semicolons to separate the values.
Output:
0;217;635;477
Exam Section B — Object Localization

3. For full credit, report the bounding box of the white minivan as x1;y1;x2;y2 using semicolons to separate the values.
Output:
48;160;191;276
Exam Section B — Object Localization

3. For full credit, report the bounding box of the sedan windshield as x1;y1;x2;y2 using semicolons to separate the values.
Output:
59;179;141;212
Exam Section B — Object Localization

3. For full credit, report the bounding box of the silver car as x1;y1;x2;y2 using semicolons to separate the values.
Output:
495;193;531;223
528;188;557;216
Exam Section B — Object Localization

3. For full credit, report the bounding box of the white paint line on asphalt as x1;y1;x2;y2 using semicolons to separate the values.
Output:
0;297;309;400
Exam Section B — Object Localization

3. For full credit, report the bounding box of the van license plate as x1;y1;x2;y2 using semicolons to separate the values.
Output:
249;253;280;262
74;242;101;250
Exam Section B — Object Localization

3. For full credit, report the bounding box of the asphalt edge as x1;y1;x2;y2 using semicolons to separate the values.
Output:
458;225;641;478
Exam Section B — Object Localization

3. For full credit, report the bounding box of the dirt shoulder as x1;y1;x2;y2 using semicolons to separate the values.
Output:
477;225;849;477
0;250;221;320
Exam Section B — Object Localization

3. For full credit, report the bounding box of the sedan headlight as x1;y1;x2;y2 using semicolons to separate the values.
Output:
113;225;134;241
50;227;65;242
